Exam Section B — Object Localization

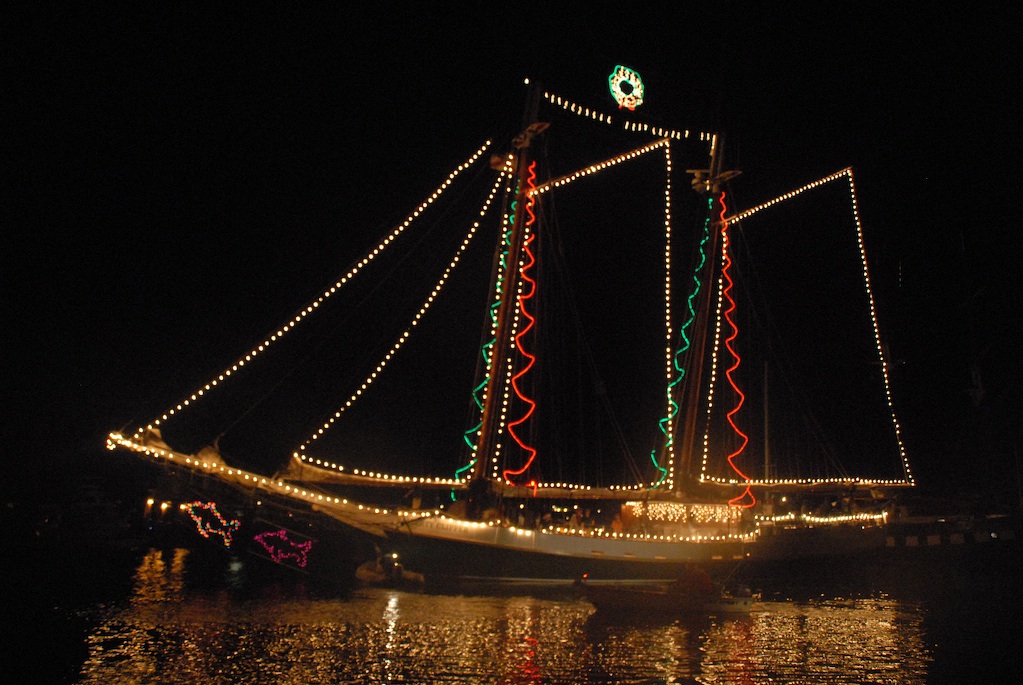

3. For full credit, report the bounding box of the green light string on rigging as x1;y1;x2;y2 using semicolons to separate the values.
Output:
452;189;519;496
648;195;714;488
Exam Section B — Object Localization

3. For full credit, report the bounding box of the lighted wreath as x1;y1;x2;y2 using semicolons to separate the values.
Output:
608;65;644;110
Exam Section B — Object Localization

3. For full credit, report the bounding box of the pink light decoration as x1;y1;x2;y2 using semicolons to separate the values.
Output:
186;501;241;547
253;529;314;568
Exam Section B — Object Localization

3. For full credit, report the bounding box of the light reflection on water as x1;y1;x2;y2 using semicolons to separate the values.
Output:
77;548;931;684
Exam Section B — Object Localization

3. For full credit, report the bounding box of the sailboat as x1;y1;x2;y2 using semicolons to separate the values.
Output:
108;71;916;583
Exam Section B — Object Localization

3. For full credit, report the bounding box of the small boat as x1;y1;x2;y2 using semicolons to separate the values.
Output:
577;566;755;616
581;582;755;616
355;550;426;590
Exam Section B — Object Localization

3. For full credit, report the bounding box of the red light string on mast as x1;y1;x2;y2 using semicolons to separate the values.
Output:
719;191;756;508
504;161;540;484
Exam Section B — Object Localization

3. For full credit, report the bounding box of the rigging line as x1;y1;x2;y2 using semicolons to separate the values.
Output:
719;190;756;508
135;140;494;442
535;192;645;487
845;169;913;484
216;187;498;449
296;167;511;462
724;216;851;479
215;160;503;451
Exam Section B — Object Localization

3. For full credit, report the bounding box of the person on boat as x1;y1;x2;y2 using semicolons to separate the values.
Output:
466;477;490;520
570;508;583;529
482;503;504;523
582;508;595;528
404;487;423;510
446;499;467;518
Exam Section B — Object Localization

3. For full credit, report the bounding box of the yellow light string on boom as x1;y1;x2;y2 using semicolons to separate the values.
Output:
531;139;669;196
127;141;494;444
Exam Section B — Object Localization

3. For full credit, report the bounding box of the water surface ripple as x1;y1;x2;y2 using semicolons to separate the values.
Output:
67;548;957;684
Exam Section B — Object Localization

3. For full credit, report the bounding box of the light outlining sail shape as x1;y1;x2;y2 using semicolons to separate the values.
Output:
134;141;495;450
699;169;913;488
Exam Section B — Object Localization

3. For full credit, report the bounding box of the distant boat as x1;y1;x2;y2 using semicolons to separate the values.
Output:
577;566;756;617
108;71;918;583
581;586;756;617
355;550;425;591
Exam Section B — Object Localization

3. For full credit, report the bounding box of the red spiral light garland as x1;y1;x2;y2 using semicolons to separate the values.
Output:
504;162;540;483
718;192;756;508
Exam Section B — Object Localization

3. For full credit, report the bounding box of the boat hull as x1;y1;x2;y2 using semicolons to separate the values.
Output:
382;515;747;582
750;522;887;560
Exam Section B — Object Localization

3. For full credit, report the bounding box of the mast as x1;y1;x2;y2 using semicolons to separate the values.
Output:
676;136;740;494
763;360;771;481
470;114;548;483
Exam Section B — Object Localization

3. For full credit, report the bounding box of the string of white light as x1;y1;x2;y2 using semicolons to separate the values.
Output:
531;138;669;195
133;141;494;442
661;142;677;489
540;89;716;142
296;166;511;482
527;139;675;491
107;430;756;541
699;168;913;487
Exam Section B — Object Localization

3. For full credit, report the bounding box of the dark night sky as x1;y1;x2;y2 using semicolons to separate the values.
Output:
5;3;1020;506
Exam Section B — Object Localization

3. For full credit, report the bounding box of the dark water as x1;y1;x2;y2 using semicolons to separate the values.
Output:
7;544;1020;684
